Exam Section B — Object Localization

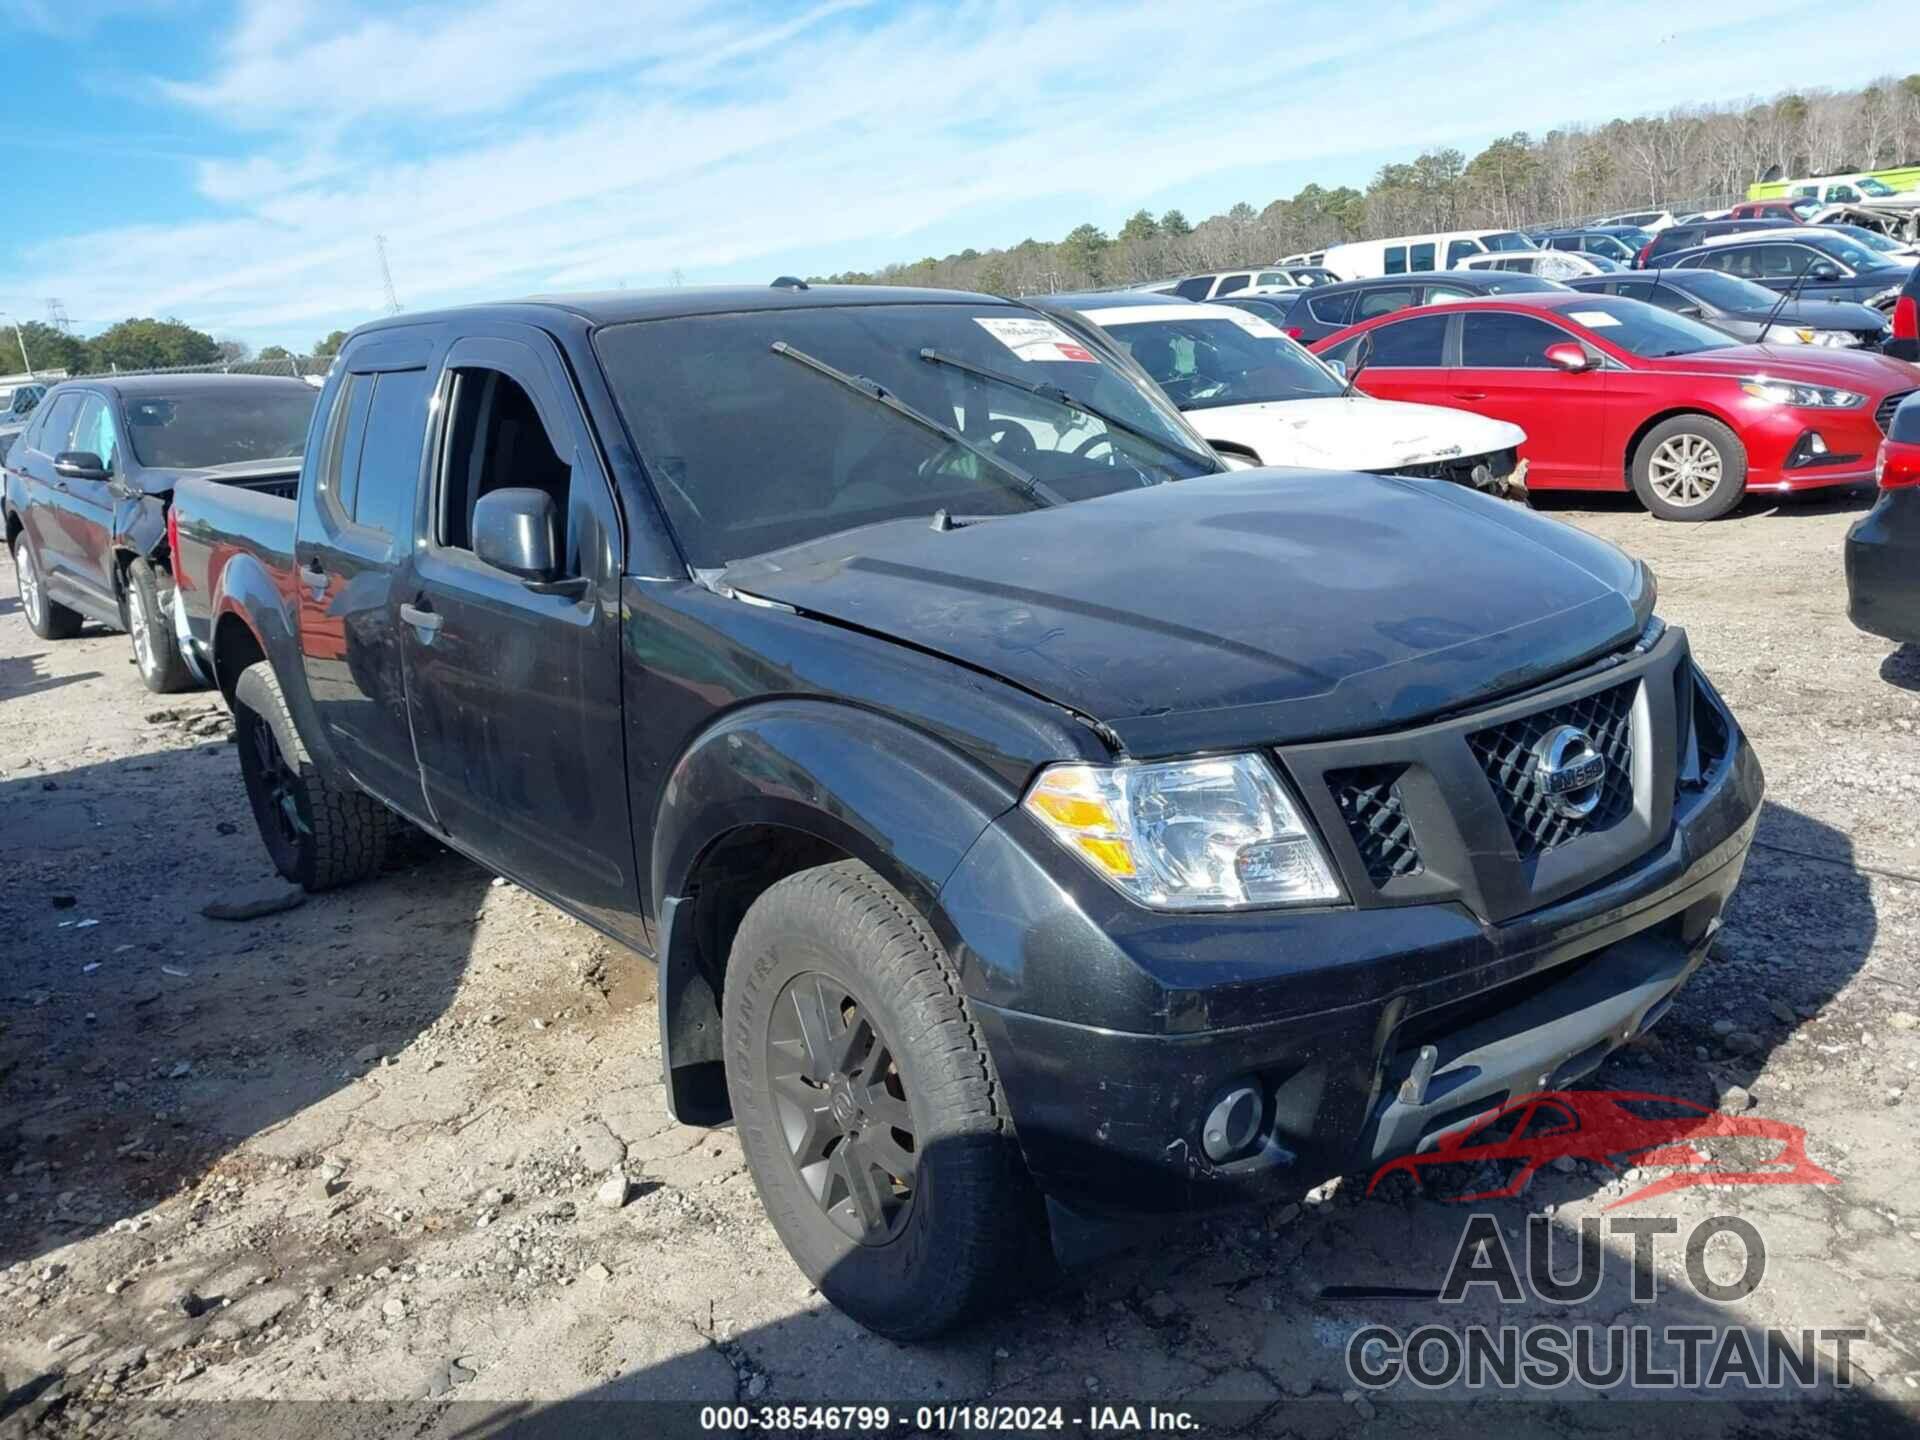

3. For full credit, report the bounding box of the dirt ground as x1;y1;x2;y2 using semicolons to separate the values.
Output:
2;486;1918;1439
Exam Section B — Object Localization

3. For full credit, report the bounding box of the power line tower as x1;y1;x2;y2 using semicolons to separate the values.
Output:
44;299;73;332
374;235;402;314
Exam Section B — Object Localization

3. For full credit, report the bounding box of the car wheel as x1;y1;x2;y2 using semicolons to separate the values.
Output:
126;558;197;693
1630;416;1748;521
233;660;391;891
724;860;1039;1339
12;534;83;639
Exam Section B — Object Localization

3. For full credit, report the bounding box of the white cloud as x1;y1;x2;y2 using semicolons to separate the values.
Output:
14;0;1913;346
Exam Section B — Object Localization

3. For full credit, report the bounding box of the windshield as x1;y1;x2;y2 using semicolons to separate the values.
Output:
123;387;317;469
594;304;1217;567
1091;309;1343;408
1858;178;1896;197
1801;232;1888;270
1840;226;1900;252
1560;298;1737;357
1663;269;1781;310
1290;267;1338;286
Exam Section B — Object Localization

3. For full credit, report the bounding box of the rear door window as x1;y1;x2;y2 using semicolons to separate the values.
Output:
1409;242;1436;271
1355;286;1417;320
1308;291;1357;326
1364;313;1450;367
349;368;431;541
316;374;374;524
1384;246;1407;276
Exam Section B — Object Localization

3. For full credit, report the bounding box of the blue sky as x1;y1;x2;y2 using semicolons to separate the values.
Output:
3;0;1913;350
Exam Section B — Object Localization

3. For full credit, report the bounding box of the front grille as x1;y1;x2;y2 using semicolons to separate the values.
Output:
1468;680;1637;860
1328;765;1422;885
1380;449;1516;485
1878;390;1917;434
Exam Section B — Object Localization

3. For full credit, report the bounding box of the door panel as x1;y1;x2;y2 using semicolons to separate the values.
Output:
1338;312;1453;407
295;363;431;810
60;395;123;617
20;391;82;593
1452;312;1611;489
401;331;636;932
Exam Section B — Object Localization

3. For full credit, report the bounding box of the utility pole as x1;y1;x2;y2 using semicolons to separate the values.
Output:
44;298;72;333
0;312;31;373
375;235;402;314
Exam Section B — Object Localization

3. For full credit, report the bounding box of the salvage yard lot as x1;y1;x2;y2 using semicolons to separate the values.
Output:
2;489;1918;1435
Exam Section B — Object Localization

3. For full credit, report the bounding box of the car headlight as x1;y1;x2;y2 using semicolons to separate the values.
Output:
1022;754;1344;909
1801;329;1861;348
1739;379;1866;408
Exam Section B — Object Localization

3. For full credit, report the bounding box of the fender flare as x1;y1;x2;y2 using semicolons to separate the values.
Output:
650;699;1019;1123
209;552;338;776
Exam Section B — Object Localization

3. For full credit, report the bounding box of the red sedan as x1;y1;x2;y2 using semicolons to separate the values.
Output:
1311;292;1920;520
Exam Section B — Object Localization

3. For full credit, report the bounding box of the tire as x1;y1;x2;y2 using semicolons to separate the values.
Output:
1630;415;1748;521
723;860;1038;1339
232;660;390;891
12;534;83;640
126;558;197;693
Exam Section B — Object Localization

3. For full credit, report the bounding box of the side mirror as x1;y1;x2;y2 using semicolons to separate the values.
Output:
53;451;110;480
472;488;560;583
1808;263;1841;282
1677;304;1706;319
1324;359;1348;380
1544;343;1593;373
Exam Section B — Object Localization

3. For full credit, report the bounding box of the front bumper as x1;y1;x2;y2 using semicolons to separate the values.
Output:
1742;402;1889;491
941;640;1763;1217
1846;486;1920;643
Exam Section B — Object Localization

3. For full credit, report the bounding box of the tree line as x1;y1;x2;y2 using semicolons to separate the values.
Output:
811;75;1920;294
0;318;352;378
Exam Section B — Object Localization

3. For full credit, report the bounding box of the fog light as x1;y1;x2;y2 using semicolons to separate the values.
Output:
1202;1082;1265;1162
1809;432;1829;455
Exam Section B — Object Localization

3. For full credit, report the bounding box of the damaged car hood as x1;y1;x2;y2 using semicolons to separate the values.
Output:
1192;395;1525;472
721;470;1651;755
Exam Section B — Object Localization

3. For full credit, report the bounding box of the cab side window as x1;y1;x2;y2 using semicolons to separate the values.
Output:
435;369;574;571
350;369;431;541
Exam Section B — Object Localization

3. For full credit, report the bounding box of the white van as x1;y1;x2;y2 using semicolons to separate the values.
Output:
1319;229;1537;280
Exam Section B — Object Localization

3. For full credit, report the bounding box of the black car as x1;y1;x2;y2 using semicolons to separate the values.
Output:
1638;217;1795;267
1662;232;1912;310
1564;269;1891;349
1846;392;1920;644
162;283;1761;1338
1280;269;1568;346
2;374;316;691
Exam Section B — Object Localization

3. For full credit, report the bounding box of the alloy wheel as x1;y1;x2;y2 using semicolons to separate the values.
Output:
249;715;309;849
1647;432;1724;508
765;971;917;1245
129;583;155;677
16;544;42;627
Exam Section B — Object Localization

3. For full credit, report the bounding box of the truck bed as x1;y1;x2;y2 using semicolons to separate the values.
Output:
170;471;301;677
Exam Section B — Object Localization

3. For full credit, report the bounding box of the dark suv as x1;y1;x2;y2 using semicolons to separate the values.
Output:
1280;269;1567;345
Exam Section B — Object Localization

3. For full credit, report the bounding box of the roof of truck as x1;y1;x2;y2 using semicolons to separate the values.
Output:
49;373;314;397
376;283;1010;331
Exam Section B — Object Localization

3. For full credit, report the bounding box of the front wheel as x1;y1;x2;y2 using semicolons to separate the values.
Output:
233;660;390;891
12;534;83;639
724;860;1039;1339
1630;416;1748;521
126;558;197;693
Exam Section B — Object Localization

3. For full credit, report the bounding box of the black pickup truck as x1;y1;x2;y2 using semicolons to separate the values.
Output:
170;284;1763;1339
2;374;315;691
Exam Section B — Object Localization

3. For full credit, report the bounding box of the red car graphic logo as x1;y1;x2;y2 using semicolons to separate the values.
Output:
1368;1090;1838;1209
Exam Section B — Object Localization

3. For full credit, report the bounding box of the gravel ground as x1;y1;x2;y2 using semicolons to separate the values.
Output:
2;486;1918;1439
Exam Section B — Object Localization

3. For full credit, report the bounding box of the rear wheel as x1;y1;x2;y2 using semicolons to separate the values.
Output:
724;860;1038;1339
13;534;83;639
233;660;390;891
1630;415;1747;521
126;558;197;693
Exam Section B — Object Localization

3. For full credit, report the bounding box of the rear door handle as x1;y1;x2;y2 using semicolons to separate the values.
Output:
400;602;443;637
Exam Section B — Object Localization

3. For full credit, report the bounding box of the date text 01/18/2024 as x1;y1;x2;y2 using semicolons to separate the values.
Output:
697;1405;1202;1432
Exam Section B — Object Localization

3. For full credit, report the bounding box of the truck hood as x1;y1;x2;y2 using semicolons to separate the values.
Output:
1190;395;1525;471
721;470;1651;755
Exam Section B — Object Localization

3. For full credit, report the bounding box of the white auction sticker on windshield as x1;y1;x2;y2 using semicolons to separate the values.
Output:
1216;310;1286;339
974;316;1099;362
1568;309;1622;328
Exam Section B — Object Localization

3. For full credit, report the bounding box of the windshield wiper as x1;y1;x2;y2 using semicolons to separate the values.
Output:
916;347;1219;472
770;341;1062;507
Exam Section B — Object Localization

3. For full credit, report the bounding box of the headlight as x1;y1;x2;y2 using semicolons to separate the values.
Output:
1022;754;1343;910
1739;379;1866;408
1800;329;1862;348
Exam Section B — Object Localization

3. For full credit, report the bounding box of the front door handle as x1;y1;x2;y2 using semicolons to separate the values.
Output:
1453;391;1488;400
400;602;443;637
